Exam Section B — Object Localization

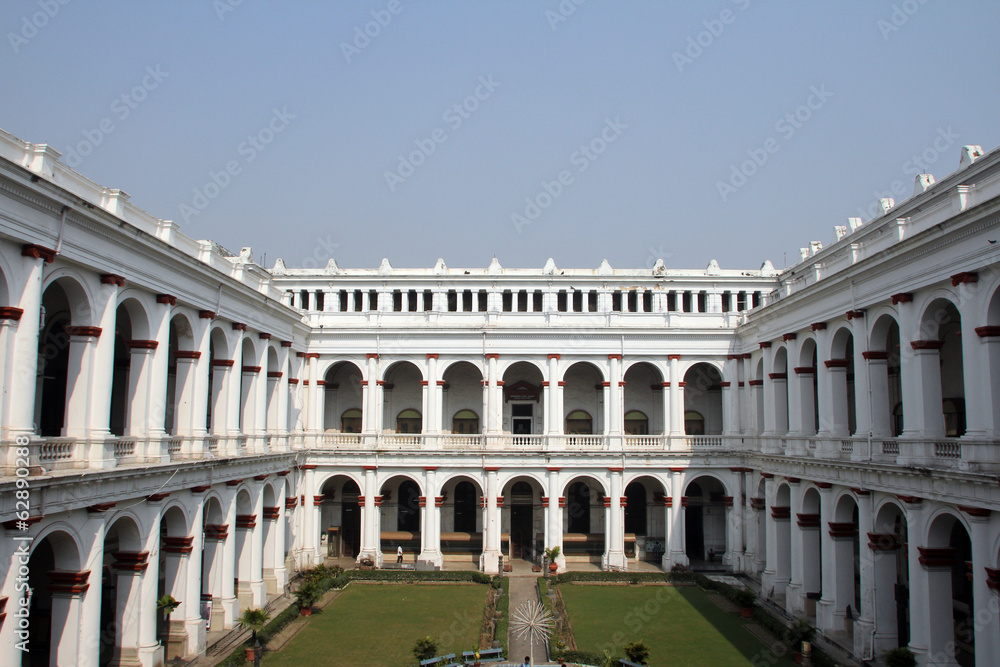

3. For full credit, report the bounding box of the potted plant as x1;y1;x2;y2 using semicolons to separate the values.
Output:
237;607;270;661
544;546;561;573
156;594;181;620
733;588;757;618
787;619;815;664
294;580;321;615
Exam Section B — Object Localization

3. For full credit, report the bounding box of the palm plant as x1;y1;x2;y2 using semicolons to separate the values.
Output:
237;607;271;644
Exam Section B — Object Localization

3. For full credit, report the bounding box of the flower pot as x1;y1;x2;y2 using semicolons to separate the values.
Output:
740;607;753;618
549;562;558;573
245;647;256;661
299;606;312;616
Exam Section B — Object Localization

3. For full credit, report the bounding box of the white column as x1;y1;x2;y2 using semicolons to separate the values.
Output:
300;464;318;565
276;344;291;436
6;251;44;437
866;353;892;437
88;278;119;438
126;345;155;437
136;505;164;667
959;284;990;438
668;468;686;565
147;302;171;438
546;467;563;570
183;499;207;657
816;486;838;633
606;468;625;569
608;354;622;436
761;344;776;435
851;319;872;438
968;511;998;667
227;329;245;437
65;328;100;440
486;354;500;434
547;354;561;435
248;487;266;606
902;343;946;438
761;477;778;595
308;353;321;433
420;466;442;566
426;354;440;433
220;491;238;627
854;492;875;660
483;468;501;573
360;466;379;561
786;480;804;614
668;356;683;436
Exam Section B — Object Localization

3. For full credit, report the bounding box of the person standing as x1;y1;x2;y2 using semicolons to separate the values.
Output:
520;656;530;667
397;545;403;563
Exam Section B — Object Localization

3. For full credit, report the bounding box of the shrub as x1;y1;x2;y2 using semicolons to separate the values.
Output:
883;647;917;667
624;640;650;664
413;635;438;661
734;588;757;608
471;572;492;584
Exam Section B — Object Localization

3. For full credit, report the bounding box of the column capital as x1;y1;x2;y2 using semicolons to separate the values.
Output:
155;294;177;306
47;570;91;595
21;243;57;263
65;326;102;338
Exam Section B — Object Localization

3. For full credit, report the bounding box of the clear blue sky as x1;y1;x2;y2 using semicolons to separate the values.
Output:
2;1;998;271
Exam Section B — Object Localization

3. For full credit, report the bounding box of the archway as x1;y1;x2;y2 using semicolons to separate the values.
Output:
625;475;668;564
684;475;729;568
562;476;606;566
872;502;909;652
772;347;789;434
439;475;485;567
441;361;483;436
501;476;544;562
26;530;83;667
379;475;423;562
159;505;191;660
501;361;544;440
623;362;664;435
772;483;792;599
831;495;861;634
381;362;423;435
829;328;857;436
562;362;605;437
318;475;362;559
799;488;822;621
869;315;902;438
101;515;146;666
797;338;819;435
322;361;363;437
924;513;974;666
201;496;227;632
684;363;723;434
37;278;90;436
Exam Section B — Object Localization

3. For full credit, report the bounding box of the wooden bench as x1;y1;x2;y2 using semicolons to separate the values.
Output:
462;647;504;663
420;653;460;667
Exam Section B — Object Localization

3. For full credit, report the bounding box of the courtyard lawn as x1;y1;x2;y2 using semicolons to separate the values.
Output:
262;583;487;667
559;584;798;667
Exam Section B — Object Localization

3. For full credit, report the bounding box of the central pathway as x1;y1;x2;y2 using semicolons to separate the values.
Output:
506;559;549;665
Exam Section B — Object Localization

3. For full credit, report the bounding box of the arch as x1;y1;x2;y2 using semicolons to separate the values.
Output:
380;359;426;382
502;361;545;438
323;360;364;433
115;295;151;341
772;482;792;597
623;474;669;563
872;499;910;650
562;474;606;562
562;362;605;436
828;326;857;436
799;487;822;619
41;270;95;325
396;408;422;433
797;337;819;435
26;528;84;666
382;362;424;434
501;474;545;562
623;361;664;435
442;361;483;434
923;511;974;665
560;359;607;383
683;474;730;565
317;474;362;559
772;345;789;434
565;409;593;434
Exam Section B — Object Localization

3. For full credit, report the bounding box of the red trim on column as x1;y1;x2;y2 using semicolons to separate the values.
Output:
958;506;991;518
87;503;116;513
726;354;742;360
258;332;271;340
677;381;687;387
366;353;379;359
680;497;689;507
814;482;832;489
267;371;283;378
608;466;624;472
810;322;827;331
0;307;23;321
719;381;731;387
603;497;612;508
313;495;325;507
721;496;734;506
768;372;787;380
846;310;865;320
288;378;299;385
156;294;177;306
112;551;150;572
748;379;763;386
176;351;201;360
910;340;944;350
284;497;297;509
737;382;744;387
541;496;549;507
759;472;773;478
21;244;57;263
199;310;216;319
851;488;871;496
546;466;560;472
100;273;126;287
796;514;820;528
242;365;261;373
47;570;91;595
64;326;102;338
668;354;681;360
146;493;169;502
277;470;290;476
975;326;1000;338
435;496;444;507
782;333;797;341
828;522;858;539
236;514;257;529
425;353;439;359
374;496;383;507
759;341;772;349
824;358;849;368
163;536;194;554
608;354;622;360
496;496;504;508
486;353;500;359
190;485;210;493
785;477;800;484
280;340;293;347
548;354;561;359
917;547;958;568
862;351;888;360
985;567;1000;591
211;359;235;367
730;467;752;473
619;496;628;507
793;367;815;375
890;293;912;305
363;465;377;471
204;524;229;540
262;507;280;520
558;497;566;508
950;271;979;286
868;533;902;551
770;506;790;520
300;464;317;470
664;496;673;507
749;498;765;510
232;322;247;331
741;353;752;359
669;467;685;473
357;497;366;507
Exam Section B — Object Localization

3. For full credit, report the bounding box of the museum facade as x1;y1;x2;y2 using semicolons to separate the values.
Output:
1;128;999;666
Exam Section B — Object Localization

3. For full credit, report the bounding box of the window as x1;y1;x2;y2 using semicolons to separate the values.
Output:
452;409;479;434
624;410;648;435
396;408;422;433
341;408;362;433
684;410;705;435
565;409;593;434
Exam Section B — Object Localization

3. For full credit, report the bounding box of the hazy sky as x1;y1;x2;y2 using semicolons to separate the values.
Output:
2;1;998;271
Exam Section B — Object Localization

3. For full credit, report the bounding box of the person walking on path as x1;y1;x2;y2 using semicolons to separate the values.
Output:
397;545;403;563
520;656;531;667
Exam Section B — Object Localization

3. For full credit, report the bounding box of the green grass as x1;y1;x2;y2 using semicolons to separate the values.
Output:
559;585;798;667
262;584;487;667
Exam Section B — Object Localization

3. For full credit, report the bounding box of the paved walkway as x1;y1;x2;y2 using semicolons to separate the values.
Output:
506;561;548;666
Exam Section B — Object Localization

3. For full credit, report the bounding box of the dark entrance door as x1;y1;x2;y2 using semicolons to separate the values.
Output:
511;504;533;559
341;502;360;557
685;505;704;562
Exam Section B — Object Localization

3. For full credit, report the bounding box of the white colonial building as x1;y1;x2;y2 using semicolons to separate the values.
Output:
1;127;999;667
